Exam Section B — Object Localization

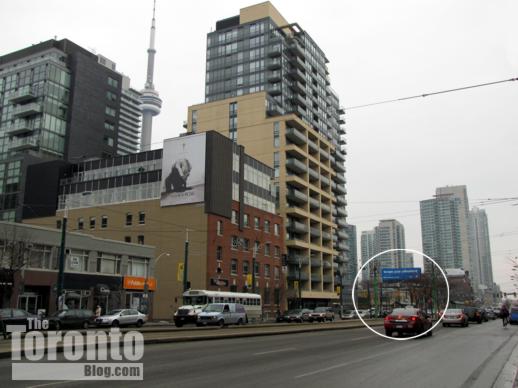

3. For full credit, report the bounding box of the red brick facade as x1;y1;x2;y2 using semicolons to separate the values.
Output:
206;201;286;317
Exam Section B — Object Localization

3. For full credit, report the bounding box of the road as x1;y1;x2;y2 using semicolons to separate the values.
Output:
0;319;516;388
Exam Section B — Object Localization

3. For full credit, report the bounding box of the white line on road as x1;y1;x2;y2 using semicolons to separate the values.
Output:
254;347;296;355
26;381;75;388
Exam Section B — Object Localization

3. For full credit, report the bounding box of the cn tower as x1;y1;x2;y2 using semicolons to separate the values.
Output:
139;0;162;151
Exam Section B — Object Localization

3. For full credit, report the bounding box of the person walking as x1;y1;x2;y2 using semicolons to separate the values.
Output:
500;304;509;327
95;305;102;318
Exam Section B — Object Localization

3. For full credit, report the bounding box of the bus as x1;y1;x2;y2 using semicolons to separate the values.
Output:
178;290;262;324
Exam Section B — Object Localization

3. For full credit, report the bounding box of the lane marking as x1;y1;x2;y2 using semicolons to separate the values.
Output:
254;347;296;355
26;381;76;388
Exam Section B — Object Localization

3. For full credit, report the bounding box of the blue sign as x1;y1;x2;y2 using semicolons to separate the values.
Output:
381;267;421;281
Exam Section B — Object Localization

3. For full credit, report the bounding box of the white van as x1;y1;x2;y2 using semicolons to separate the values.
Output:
196;303;247;327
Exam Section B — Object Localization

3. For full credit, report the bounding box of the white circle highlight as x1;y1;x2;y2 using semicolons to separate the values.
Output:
351;248;450;341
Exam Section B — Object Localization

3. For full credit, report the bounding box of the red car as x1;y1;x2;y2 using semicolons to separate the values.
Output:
384;308;433;337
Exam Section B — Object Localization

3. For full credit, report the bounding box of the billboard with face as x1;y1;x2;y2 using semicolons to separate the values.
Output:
160;133;206;207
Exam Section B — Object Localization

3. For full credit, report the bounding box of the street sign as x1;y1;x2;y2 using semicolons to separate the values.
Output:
177;263;184;282
381;267;421;281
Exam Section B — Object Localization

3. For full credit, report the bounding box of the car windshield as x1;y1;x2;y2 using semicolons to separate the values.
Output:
314;307;327;312
50;310;68;317
203;304;224;313
447;309;462;314
391;308;418;316
288;309;302;314
108;310;122;315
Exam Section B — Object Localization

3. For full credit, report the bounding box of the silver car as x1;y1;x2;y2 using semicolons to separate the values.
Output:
197;303;247;327
95;309;147;327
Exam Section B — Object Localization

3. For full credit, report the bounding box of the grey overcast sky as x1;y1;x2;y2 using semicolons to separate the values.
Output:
1;0;517;289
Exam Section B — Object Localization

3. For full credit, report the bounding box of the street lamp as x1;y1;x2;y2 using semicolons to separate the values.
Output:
143;252;170;313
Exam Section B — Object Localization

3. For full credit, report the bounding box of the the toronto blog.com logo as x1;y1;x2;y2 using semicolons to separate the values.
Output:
8;317;144;381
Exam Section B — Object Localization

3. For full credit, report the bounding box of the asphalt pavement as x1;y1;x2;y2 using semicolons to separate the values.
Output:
0;319;516;388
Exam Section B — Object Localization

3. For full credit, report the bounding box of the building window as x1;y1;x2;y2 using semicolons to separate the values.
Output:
274;223;280;236
77;217;84;230
139;212;145;225
264;243;271;256
273;152;280;178
191;110;198;132
103;135;114;147
274;266;280;280
66;249;88;272
56;220;62;229
106;91;117;102
126;213;133;226
229;102;237;142
97;253;120;274
104;122;115;131
254;241;260;254
101;215;108;228
264;264;271;278
216;246;223;261
242;238;250;251
108;77;119;88
264;220;270;233
105;106;116;117
273;122;280;148
89;217;95;229
243;260;249;275
128;257;148;277
217;220;223;236
274;246;280;257
254;261;260;277
231;259;238;275
124;236;131;243
231;236;239;250
231;210;238;224
244;214;249;227
254;216;260;230
137;235;144;245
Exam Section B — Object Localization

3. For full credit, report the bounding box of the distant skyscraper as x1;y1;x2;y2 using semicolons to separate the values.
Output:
361;230;375;279
344;224;357;283
139;0;162;151
373;219;406;269
403;252;414;268
118;76;142;154
469;207;494;294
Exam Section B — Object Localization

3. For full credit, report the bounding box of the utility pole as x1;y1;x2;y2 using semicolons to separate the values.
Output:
372;265;379;318
56;206;68;310
252;241;258;294
298;255;302;309
183;229;190;292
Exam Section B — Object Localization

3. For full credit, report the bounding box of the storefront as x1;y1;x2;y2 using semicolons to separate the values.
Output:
122;276;156;315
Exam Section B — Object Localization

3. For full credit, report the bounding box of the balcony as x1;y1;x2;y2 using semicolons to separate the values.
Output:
266;99;284;116
334;174;346;184
332;234;338;242
323;261;332;269
285;127;306;146
332;207;337;216
286;158;308;174
322;231;332;241
267;57;282;70
267;83;282;96
8;136;39;151
338;117;346;125
287;220;308;234
335;151;345;162
293;55;307;71
320;175;330;187
310;227;321;238
267;70;282;83
288;67;306;82
308;167;319;182
267;45;282;57
311;258;322;267
9;86;36;103
5;120;36;136
287;187;308;204
288;40;305;57
296;105;307;118
323;274;333;283
336;241;348;251
336;196;347;206
320;149;330;161
288;271;309;281
13;103;42;118
335;184;347;195
309;197;320;209
311;274;321;282
338;106;345;115
287;255;309;265
307;139;318;154
337;230;348;239
336;207;347;217
320;203;331;214
291;81;306;95
336;218;347;228
293;93;307;107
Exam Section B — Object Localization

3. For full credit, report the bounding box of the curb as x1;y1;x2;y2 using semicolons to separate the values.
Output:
0;322;382;360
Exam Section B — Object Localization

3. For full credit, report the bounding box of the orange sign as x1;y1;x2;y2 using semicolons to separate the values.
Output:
123;276;157;291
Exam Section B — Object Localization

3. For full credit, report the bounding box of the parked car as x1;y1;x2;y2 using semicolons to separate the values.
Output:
309;307;335;322
343;310;359;319
384;308;433;337
484;307;496;320
442;308;469;327
493;306;502;318
0;309;37;334
174;305;204;327
95;309;147;327
510;307;518;325
197;303;247;327
47;309;94;330
277;309;312;323
463;307;484;324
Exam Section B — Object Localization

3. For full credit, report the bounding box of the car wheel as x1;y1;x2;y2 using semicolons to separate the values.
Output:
237;318;243;325
218;320;225;328
174;322;183;328
136;320;143;328
112;320;119;328
385;330;393;337
82;321;89;330
55;321;61;331
195;323;203;327
442;323;447;327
